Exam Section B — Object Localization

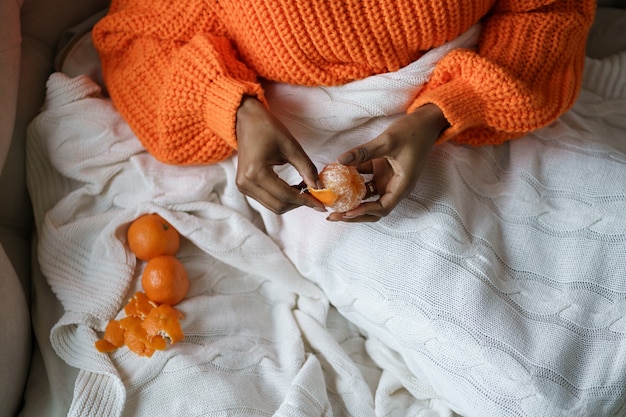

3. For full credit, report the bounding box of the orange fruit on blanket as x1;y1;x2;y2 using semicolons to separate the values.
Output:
127;213;180;261
141;255;189;305
308;162;366;212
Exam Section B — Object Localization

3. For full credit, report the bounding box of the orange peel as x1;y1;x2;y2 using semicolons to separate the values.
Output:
142;304;185;344
95;291;185;357
95;339;118;353
118;316;167;357
124;291;157;319
95;319;125;353
308;163;366;212
308;188;338;207
103;319;125;347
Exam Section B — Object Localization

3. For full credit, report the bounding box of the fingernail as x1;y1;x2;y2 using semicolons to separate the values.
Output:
314;206;327;212
326;216;337;221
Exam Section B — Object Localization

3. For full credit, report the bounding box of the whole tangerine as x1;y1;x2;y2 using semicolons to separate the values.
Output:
308;163;366;212
141;255;189;305
127;213;180;261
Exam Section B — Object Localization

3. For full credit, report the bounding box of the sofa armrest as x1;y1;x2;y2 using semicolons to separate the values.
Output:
0;1;109;415
0;0;22;174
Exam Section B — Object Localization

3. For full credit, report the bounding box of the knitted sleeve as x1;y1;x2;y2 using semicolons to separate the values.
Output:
409;0;596;146
92;0;265;164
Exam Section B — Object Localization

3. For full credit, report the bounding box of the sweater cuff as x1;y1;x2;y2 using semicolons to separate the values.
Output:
204;76;266;149
408;79;484;143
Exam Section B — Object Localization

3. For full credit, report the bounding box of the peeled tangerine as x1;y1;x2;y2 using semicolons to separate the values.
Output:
308;163;366;212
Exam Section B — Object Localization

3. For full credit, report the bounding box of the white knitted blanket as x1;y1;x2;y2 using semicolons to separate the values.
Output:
26;22;626;417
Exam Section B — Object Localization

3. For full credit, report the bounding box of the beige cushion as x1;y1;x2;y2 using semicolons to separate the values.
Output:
0;1;31;416
587;7;626;58
0;1;108;416
597;0;626;7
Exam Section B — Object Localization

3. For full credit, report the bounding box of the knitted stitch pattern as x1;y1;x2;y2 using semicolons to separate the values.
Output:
92;0;595;165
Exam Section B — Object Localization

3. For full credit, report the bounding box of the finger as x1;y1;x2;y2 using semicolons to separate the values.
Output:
238;152;326;209
354;160;374;175
326;211;381;223
237;168;304;213
240;180;301;214
279;140;323;189
260;172;327;212
336;136;390;166
339;191;398;220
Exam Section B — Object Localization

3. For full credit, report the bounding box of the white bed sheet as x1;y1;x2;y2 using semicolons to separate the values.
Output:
24;25;626;417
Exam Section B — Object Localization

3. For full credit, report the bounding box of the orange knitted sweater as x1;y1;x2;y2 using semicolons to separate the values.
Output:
93;0;595;165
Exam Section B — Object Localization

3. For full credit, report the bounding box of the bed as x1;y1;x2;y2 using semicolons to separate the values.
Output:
3;1;626;416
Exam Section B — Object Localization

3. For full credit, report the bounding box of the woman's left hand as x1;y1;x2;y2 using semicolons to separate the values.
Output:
328;103;449;222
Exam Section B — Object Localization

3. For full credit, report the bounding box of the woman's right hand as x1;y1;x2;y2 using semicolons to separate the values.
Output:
235;96;326;214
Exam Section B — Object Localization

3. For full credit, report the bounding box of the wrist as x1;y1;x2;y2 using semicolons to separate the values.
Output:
237;95;260;115
236;96;264;135
417;103;450;134
402;103;449;149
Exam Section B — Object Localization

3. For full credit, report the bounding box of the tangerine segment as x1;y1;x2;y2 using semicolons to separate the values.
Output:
141;255;190;305
127;213;180;261
308;163;366;212
142;304;185;344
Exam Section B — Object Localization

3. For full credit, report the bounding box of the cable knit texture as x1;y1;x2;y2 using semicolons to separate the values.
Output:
92;0;595;164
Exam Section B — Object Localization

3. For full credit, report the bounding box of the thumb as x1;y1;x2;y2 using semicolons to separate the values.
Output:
336;137;388;166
